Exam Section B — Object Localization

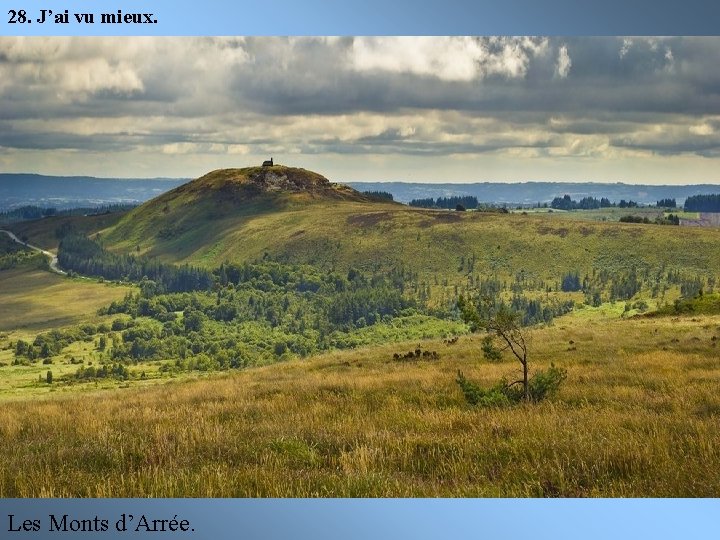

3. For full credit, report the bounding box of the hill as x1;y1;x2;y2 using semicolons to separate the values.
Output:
102;166;387;261
97;166;720;303
4;173;719;209
0;174;186;211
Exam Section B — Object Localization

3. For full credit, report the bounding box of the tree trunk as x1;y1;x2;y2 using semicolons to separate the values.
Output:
522;354;529;401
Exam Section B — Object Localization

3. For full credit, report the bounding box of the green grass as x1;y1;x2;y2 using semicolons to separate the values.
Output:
649;293;720;316
1;309;719;496
100;200;720;315
0;267;133;333
97;181;720;300
668;211;701;220
9;212;127;251
10;170;720;312
518;206;665;222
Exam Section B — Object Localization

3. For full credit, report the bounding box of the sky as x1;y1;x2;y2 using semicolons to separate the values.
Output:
2;36;720;184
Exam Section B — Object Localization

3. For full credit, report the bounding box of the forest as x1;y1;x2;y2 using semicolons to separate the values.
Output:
684;193;720;212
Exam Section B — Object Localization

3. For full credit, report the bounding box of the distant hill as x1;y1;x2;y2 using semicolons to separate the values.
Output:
0;173;188;211
347;181;720;205
3;173;719;210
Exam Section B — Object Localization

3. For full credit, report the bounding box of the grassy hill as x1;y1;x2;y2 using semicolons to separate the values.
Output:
3;166;709;296
7;164;720;333
10;211;128;252
103;166;379;261
96;167;720;309
0;268;132;333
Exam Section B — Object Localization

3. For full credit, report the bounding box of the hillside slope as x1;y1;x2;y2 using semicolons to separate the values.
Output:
100;168;720;282
103;166;382;260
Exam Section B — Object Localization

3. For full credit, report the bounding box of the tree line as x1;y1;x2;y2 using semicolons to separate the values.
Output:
409;196;478;209
619;214;680;225
362;191;394;201
550;195;638;210
684;194;720;212
58;234;213;292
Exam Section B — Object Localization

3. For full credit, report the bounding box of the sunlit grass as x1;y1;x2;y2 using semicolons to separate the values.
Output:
0;268;133;332
1;311;718;497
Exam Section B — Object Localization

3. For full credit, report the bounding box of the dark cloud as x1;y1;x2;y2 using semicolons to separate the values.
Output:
1;37;720;181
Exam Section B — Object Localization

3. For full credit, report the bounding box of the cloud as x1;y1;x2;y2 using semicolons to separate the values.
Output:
1;37;720;182
349;37;550;82
555;45;571;78
350;37;484;81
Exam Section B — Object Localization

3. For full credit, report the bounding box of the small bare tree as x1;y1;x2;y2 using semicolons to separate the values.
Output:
458;297;530;401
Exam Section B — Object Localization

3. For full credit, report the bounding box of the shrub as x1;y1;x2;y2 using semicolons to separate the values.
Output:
457;364;567;407
456;371;511;407
481;335;502;362
528;364;567;401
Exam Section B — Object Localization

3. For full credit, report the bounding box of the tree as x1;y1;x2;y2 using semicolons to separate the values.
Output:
561;271;581;292
46;370;53;384
458;297;530;401
15;340;29;357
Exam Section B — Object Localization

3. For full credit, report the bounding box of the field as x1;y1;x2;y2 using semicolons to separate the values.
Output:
96;170;720;292
10;212;127;251
1;309;718;497
0;268;132;334
518;206;665;222
2;171;720;497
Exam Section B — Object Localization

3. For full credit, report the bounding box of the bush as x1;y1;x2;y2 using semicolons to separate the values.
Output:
481;335;502;361
457;363;567;406
528;364;567;401
456;372;511;407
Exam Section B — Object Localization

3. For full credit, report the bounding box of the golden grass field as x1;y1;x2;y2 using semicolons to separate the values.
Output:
1;308;718;497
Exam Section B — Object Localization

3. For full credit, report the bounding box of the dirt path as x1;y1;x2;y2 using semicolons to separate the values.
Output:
0;229;67;275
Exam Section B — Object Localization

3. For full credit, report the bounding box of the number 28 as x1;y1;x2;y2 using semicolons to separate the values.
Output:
8;10;28;23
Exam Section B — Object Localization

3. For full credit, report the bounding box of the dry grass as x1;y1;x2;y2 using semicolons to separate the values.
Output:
0;268;132;332
1;312;719;497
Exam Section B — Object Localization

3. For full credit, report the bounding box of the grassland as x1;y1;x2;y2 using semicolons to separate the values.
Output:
3;169;720;497
0;268;132;333
517;206;666;222
10;168;717;311
0;309;718;497
10;212;126;251
103;200;720;294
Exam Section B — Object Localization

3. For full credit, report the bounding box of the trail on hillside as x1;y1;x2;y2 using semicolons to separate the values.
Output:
0;229;66;275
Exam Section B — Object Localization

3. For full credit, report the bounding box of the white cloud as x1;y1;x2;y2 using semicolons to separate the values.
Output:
2;36;720;182
350;37;485;81
619;38;633;59
350;37;548;81
555;45;571;78
690;123;714;135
